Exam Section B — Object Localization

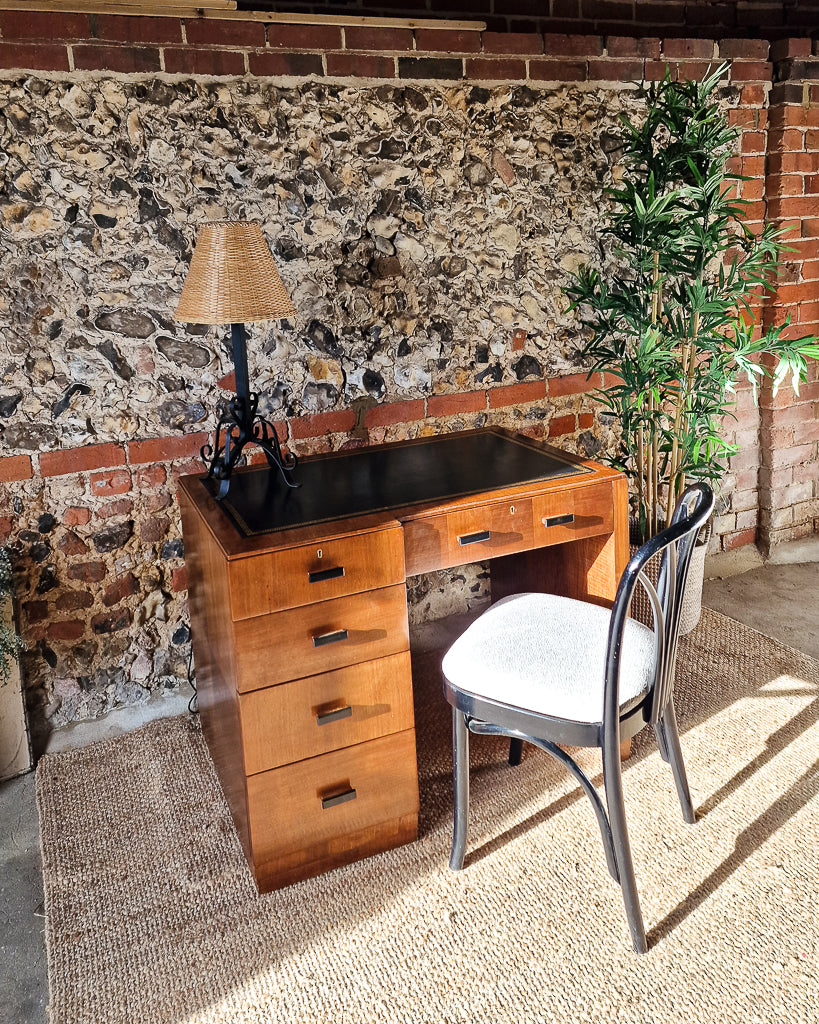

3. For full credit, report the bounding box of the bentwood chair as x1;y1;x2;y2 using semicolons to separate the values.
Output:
442;482;714;954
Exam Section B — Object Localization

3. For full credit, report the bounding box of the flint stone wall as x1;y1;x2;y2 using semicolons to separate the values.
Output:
0;71;728;738
1;74;633;437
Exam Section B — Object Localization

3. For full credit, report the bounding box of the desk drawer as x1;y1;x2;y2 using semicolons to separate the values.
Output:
404;499;534;575
532;481;613;547
233;584;410;692
239;651;415;775
247;729;419;889
228;524;405;620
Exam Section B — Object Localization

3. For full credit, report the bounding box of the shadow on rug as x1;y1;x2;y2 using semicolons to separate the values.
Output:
37;608;819;1023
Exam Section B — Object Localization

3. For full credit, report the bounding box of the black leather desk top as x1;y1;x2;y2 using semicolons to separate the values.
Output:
211;429;588;537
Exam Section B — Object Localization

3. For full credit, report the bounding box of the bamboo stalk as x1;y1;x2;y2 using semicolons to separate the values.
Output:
679;337;698;499
644;417;651;541
648;250;661;537
665;344;687;529
651;394;659;537
636;422;645;538
665;306;701;528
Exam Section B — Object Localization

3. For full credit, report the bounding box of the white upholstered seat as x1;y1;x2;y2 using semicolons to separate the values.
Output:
442;592;656;724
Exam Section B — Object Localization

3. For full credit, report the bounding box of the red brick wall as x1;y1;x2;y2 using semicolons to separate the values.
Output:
0;11;775;84
252;1;819;39
757;40;819;546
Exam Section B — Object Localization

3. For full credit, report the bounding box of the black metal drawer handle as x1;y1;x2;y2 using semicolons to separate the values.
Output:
312;628;349;648
308;565;346;584
458;530;491;546
542;513;575;529
321;788;357;810
316;705;353;726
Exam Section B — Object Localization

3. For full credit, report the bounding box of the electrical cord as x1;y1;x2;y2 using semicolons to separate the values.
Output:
187;642;198;715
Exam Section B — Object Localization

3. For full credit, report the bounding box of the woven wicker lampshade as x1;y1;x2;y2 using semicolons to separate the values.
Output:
175;221;297;325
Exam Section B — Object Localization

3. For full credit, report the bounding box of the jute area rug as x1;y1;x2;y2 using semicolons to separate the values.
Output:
37;608;819;1024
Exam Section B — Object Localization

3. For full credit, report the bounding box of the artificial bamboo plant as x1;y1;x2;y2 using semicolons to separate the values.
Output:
567;64;819;542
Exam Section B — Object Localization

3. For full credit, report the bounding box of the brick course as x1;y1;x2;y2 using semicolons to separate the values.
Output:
0;15;783;94
40;443;126;478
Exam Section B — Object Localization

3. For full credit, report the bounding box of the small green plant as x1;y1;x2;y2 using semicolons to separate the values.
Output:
0;546;23;685
566;64;819;541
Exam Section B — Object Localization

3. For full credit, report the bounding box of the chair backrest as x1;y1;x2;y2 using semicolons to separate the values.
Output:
604;483;715;730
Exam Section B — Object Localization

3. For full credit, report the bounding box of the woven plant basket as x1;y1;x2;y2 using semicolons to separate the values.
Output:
628;521;712;636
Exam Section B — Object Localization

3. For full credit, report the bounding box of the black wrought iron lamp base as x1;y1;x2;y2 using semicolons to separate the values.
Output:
202;321;299;501
201;392;299;501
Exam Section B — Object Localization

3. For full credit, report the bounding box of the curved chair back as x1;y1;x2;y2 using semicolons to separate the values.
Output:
604;483;715;741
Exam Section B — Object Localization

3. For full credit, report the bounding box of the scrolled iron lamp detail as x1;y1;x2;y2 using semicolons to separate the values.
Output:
202;394;298;500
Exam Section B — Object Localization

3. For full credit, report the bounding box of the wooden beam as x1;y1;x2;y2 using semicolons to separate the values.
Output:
6;0;237;7
0;1;486;30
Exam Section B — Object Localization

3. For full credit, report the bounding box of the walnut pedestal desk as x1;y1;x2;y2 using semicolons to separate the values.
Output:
177;427;628;894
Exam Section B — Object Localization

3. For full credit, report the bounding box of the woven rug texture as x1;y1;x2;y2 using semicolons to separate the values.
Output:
37;607;819;1023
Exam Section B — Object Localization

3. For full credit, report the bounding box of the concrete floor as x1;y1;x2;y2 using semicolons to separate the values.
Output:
2;540;818;1024
702;538;819;660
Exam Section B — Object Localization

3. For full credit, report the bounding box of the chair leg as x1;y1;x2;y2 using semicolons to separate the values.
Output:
655;701;695;824
450;709;470;871
602;740;648;954
508;737;523;766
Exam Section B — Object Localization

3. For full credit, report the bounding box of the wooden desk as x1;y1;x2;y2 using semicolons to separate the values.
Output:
178;428;628;893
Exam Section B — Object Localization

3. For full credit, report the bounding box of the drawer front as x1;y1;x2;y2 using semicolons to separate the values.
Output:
246;729;419;878
233;584;410;692
446;499;534;564
228;524;406;620
239;651;415;775
403;498;533;575
532;481;614;547
402;516;449;576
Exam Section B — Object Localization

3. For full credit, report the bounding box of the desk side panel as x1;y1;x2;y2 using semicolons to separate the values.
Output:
179;490;252;865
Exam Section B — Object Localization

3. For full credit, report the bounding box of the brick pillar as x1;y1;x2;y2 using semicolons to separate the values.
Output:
716;64;772;552
758;41;819;551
